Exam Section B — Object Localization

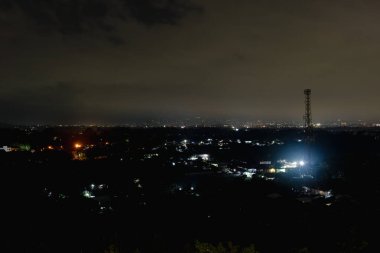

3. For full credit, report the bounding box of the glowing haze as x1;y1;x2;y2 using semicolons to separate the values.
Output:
0;0;379;124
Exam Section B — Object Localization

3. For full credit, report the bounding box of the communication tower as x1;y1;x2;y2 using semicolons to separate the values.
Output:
303;89;313;169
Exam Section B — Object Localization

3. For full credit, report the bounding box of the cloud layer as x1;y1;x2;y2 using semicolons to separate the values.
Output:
0;0;379;124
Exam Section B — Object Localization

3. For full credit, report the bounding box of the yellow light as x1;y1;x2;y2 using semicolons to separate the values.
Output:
269;168;276;173
47;145;54;150
74;143;82;149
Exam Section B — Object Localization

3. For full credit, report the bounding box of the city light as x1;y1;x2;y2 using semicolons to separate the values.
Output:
82;190;94;199
243;171;254;178
199;154;209;161
74;143;83;149
279;160;306;169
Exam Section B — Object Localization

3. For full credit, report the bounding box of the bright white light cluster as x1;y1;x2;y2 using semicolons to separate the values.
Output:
82;190;95;199
188;154;210;161
279;160;305;169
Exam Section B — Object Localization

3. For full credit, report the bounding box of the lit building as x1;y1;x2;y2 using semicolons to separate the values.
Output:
0;146;12;152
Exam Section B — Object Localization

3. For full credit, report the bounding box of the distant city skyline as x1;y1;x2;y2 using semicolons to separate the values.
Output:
1;0;379;124
1;117;379;128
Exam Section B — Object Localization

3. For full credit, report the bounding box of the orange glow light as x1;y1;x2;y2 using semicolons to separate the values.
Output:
74;143;83;149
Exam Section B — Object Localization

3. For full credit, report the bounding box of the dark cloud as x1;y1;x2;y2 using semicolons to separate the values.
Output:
107;35;126;46
0;0;199;34
0;82;84;124
123;0;201;26
0;0;379;124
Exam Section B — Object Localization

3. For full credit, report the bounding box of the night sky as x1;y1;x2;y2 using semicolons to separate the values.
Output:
0;0;379;125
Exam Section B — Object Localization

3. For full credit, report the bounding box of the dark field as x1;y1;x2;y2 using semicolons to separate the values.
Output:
2;127;379;253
